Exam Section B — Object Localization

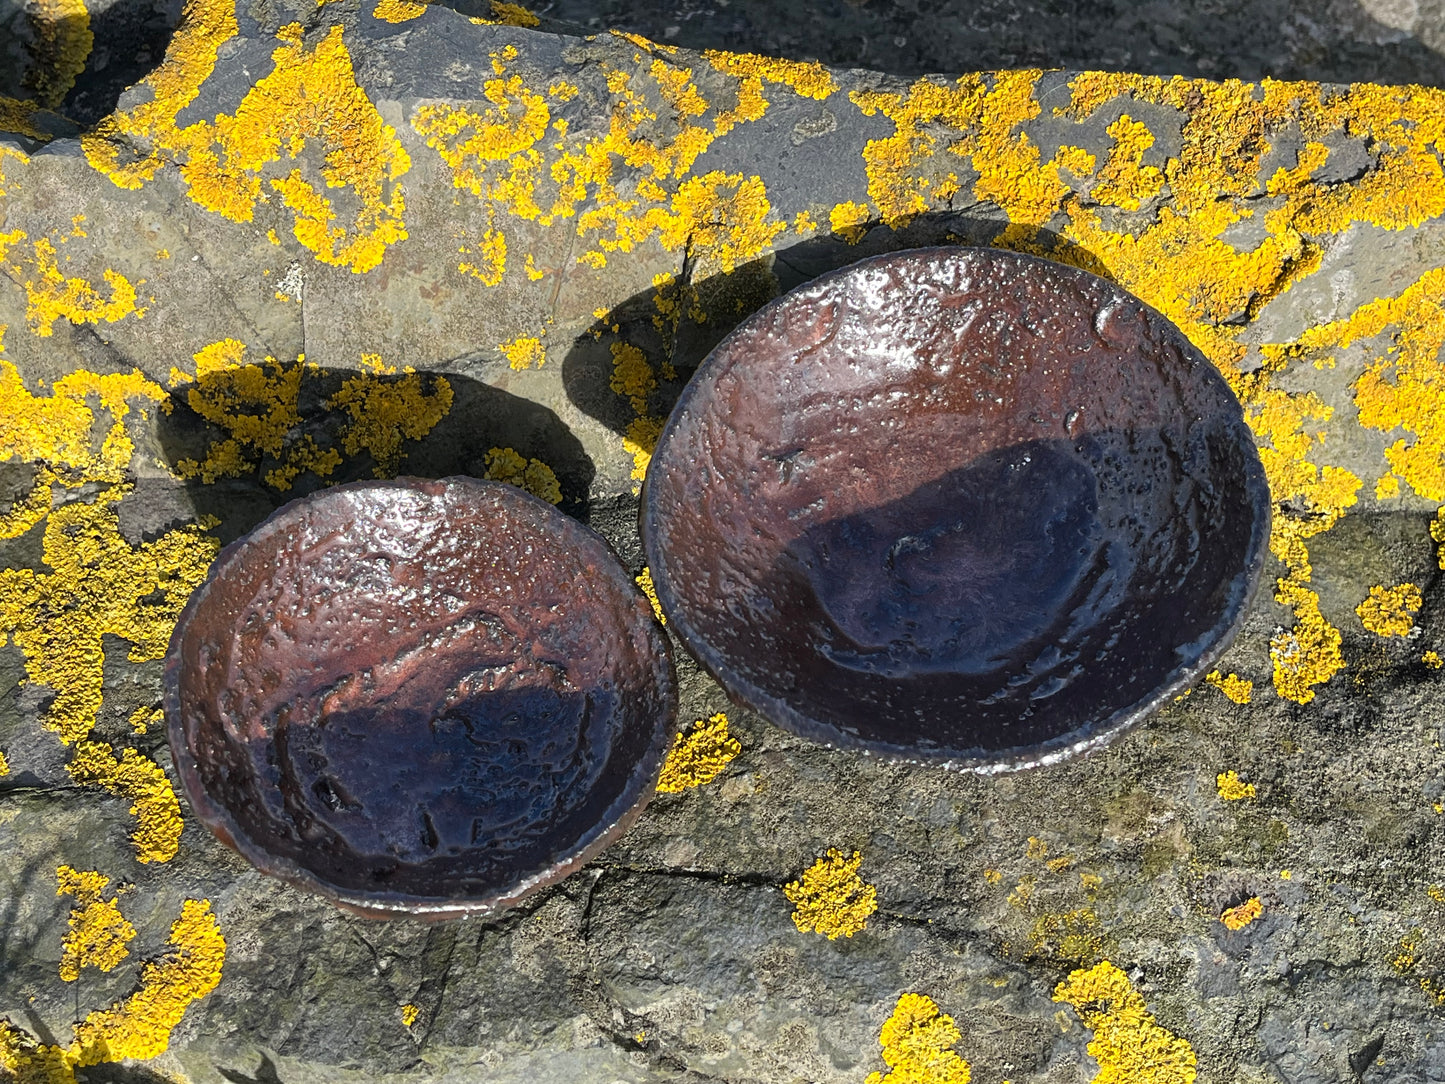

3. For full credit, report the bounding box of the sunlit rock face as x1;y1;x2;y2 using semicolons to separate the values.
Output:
4;2;1445;1081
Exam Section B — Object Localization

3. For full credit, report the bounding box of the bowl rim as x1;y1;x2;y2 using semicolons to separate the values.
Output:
165;474;677;920
641;244;1272;772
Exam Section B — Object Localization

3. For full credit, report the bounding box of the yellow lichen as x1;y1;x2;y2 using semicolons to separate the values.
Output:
636;566;665;624
0;230;141;337
1205;671;1253;704
220;25;410;272
0;750;8;775
0;492;214;767
1357;583;1423;638
1269;576;1348;704
57;866;136;983
24;0;93;109
0;359;216;860
412;47;786;283
1037;74;1445;702
865;993;972;1084
1221;897;1264;930
1007;875;1035;908
172;344;336;489
0;98;51;141
68;741;183;864
849;77;985;228
373;0;426;21
624;415;663;482
784;848;878;939
128;707;162;735
70;899;225;1064
472;0;540;25
482;446;562;504
1090;114;1163;210
669;172;787;272
460;227;507;284
0;1022;75;1084
0;354;163;535
1029;908;1105;965
965;71;1073;248
656;712;739;793
599;331;668;485
1026;836;1049;860
499;335;545;370
328;364;454;477
1391;935;1443;1004
85;12;410;273
173;341;450;487
1216;770;1256;801
78;0;234;190
400;1003;420;1026
829;200;872;242
701;51;837;102
1425;651;1443;669
1280;269;1445;586
609;341;655;413
848;69;1075;248
1;898;224;1081
1053;961;1197;1084
650;271;682;339
1055;145;1096;176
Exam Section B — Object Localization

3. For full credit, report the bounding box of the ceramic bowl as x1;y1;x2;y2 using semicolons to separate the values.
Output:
166;476;675;918
642;247;1268;769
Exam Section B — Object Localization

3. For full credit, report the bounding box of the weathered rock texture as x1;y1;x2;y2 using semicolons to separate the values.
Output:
2;2;1445;1082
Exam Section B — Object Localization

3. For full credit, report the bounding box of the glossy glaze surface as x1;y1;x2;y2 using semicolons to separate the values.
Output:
643;247;1270;769
167;477;675;918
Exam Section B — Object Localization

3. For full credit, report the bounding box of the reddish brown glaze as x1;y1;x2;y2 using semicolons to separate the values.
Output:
166;477;675;919
642;247;1269;769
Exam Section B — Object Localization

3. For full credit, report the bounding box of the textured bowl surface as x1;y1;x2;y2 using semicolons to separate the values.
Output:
166;477;675;919
643;247;1269;770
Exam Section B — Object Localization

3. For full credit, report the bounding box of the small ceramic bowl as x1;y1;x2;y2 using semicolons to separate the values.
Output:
166;476;675;919
642;247;1269;770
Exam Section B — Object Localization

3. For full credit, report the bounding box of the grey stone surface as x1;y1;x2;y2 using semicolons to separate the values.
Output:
3;1;1445;1082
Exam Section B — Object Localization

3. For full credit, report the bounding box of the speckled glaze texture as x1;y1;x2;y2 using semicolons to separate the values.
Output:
643;247;1270;770
165;477;676;919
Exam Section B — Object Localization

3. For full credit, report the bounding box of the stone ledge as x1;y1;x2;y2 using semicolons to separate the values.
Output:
1;2;1444;1081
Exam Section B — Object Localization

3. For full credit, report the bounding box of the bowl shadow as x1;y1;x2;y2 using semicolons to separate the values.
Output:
155;363;595;545
560;212;1110;447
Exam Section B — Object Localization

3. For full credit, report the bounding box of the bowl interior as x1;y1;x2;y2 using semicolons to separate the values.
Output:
168;477;674;914
643;247;1268;767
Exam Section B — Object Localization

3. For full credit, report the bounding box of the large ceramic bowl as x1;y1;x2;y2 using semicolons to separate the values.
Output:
642;247;1269;770
166;477;676;919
